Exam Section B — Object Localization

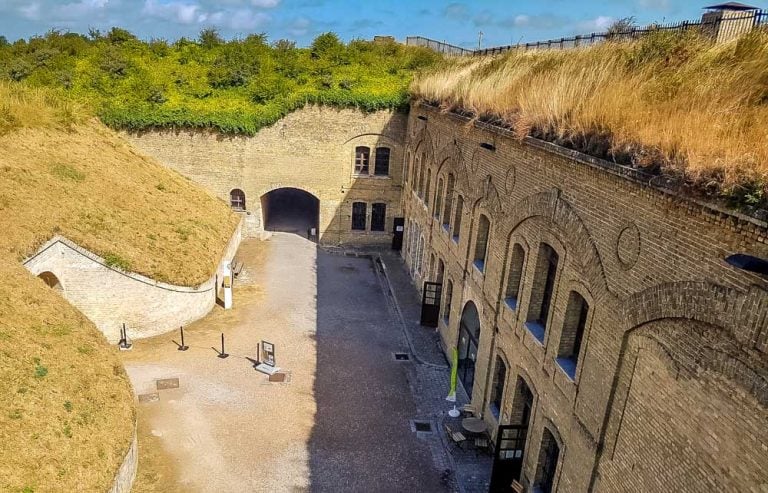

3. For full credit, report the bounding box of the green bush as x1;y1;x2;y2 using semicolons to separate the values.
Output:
0;29;438;135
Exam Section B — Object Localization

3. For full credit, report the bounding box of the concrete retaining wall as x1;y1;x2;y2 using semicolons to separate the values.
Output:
24;221;242;343
108;427;138;493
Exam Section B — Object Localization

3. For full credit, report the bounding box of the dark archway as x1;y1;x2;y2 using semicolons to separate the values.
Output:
260;188;319;237
458;300;481;397
38;271;63;292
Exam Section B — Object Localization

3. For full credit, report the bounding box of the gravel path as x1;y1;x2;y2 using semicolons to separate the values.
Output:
122;233;447;492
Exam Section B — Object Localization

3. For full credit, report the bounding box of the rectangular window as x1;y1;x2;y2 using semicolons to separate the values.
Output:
371;203;386;231
374;147;390;176
354;146;370;175
351;202;367;230
424;169;432;206
434;178;443;219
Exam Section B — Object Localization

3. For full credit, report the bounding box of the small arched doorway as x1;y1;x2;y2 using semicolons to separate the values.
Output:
458;301;481;396
38;271;63;292
260;188;319;237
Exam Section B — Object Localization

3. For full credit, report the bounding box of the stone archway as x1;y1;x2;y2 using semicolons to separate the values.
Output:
38;271;63;292
260;187;320;237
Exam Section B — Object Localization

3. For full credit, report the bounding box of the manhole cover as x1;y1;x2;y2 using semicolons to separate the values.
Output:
138;392;159;403
393;352;410;361
411;420;434;434
156;378;179;390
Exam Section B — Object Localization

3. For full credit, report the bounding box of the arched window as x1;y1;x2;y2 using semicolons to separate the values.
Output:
230;188;246;211
442;173;455;229
436;258;445;284
473;214;491;272
434;177;444;219
458;301;481;395
411;154;419;187
452;195;463;242
424;168;432;206
416;235;425;275
526;243;559;343
534;428;561;493
417;157;425;198
505;244;526;310
404;151;410;184
442;279;453;323
354;146;370;175
488;355;507;419
351;202;367;230
556;292;589;380
429;253;436;280
374;147;390;176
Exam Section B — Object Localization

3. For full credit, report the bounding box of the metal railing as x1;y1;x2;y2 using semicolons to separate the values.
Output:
409;9;768;57
405;36;474;56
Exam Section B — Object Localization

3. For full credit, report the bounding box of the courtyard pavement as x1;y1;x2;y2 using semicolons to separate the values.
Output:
121;233;460;492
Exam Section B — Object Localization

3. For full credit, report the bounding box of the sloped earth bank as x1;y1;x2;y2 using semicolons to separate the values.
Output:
122;233;445;492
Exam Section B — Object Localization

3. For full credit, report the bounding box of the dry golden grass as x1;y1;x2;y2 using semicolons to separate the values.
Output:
0;83;238;492
412;30;768;205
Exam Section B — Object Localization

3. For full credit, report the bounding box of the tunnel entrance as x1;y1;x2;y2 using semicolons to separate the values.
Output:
261;188;320;237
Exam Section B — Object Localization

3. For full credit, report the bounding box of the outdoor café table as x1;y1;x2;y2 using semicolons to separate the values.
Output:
462;417;487;435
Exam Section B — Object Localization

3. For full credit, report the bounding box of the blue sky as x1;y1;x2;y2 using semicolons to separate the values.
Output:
0;0;763;47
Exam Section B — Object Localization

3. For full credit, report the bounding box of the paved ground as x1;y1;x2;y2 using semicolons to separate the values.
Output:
122;233;448;492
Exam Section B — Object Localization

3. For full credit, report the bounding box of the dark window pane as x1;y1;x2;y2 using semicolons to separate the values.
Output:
538;247;559;328
352;202;367;230
354;146;370;175
371;203;386;231
230;189;246;210
374;147;390;176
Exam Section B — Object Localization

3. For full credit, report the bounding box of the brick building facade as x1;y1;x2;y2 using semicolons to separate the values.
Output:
401;104;768;491
124;106;407;246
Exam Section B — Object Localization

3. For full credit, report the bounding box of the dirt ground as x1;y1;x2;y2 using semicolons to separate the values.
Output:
121;233;445;492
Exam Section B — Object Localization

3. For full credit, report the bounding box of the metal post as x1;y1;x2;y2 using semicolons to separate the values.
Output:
178;326;188;351
218;332;229;359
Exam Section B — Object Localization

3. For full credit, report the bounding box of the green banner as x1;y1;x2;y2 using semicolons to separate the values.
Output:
446;347;458;402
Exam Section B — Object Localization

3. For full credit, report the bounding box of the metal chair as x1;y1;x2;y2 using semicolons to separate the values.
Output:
444;422;468;450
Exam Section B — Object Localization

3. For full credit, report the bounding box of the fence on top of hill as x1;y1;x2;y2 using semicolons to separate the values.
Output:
407;8;768;57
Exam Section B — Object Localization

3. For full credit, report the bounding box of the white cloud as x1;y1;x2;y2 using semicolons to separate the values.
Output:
577;15;615;32
251;0;280;7
142;0;202;25
287;16;311;36
200;8;270;30
19;2;42;20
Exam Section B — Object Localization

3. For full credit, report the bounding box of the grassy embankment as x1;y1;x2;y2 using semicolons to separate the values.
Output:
0;29;440;135
0;82;239;492
412;30;768;212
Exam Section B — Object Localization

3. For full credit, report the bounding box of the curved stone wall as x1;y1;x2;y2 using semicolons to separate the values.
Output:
108;426;138;493
23;221;242;343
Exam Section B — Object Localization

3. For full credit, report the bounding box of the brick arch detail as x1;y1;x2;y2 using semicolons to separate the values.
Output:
498;189;610;299
620;281;767;347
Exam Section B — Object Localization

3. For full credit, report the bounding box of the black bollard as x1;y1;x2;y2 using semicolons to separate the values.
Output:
178;326;189;351
218;332;229;359
118;323;132;351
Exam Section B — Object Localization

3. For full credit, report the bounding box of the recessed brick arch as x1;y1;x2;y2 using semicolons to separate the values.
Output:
620;281;766;345
595;315;768;492
497;189;609;299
